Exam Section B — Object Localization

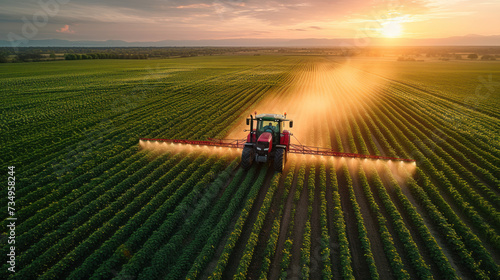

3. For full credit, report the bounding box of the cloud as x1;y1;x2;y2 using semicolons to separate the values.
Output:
176;3;213;9
0;0;498;41
56;25;75;34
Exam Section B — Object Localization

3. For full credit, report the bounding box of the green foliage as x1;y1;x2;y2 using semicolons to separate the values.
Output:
357;167;410;280
318;164;333;280
278;162;306;279
115;156;228;279
342;165;379;280
233;173;281;279
208;167;269;279
258;161;296;280
1;55;498;280
329;162;354;280
140;158;238;280
184;167;251;280
300;221;311;280
259;217;281;280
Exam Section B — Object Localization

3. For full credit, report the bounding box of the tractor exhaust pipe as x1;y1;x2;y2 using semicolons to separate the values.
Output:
249;114;253;133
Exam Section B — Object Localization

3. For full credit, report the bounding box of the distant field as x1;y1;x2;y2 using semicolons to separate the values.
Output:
1;55;499;279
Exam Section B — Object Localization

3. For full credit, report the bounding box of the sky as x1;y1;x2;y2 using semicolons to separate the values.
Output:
0;0;499;42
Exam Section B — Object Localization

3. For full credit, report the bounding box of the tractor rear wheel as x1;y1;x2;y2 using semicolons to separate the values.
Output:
241;146;254;170
274;148;285;172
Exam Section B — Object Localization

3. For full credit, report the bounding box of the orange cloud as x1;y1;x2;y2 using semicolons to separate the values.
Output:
176;4;211;9
56;25;75;34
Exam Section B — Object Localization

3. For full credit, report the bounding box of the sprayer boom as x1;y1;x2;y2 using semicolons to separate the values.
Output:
139;137;416;163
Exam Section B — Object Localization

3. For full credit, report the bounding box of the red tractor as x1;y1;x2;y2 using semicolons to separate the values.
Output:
140;115;416;172
241;113;293;172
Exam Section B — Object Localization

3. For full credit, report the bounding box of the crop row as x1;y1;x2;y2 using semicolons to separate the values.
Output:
299;166;315;279
378;97;500;225
6;150;154;245
258;160;297;279
2;57;292;214
357;166;410;280
332;81;439;280
109;155;229;279
208;167;269;279
378;107;500;262
366;165;435;279
47;154;229;280
318;164;333;279
279;163;306;280
384;92;500;195
341;165;379;280
85;153;211;279
233;173;281;279
380;164;459;280
12;153;219;279
140;158;239;280
350;82;498;278
1;152;186;278
328;162;354;280
184;167;257;280
70;157;237;280
353;86;499;270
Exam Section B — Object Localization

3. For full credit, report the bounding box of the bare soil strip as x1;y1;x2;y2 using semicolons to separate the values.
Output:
268;161;301;279
324;166;342;279
222;168;274;279
364;169;418;277
348;163;395;280
309;163;323;279
336;166;371;280
379;168;444;278
246;163;291;279
288;169;310;279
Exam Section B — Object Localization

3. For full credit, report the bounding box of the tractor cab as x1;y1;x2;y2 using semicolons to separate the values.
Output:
256;117;282;144
242;113;293;172
247;114;292;140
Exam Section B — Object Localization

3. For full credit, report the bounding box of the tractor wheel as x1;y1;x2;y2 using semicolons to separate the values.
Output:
274;148;285;172
241;146;254;170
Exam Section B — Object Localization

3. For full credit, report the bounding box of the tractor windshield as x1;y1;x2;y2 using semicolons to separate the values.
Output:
257;120;280;134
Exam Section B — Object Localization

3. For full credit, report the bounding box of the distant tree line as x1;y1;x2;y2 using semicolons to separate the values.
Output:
0;50;44;63
0;47;267;62
64;53;148;60
1;46;499;63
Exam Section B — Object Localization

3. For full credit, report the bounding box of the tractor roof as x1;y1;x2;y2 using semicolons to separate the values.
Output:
256;113;287;121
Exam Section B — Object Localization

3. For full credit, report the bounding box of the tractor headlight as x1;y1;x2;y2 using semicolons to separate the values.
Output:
257;147;262;151
264;148;269;151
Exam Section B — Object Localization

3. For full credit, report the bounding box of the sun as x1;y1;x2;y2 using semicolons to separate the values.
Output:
381;21;403;38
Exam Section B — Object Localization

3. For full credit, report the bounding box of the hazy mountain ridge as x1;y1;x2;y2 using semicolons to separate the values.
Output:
1;34;499;47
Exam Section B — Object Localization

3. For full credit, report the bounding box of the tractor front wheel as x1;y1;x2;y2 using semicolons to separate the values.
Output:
274;148;285;172
241;146;254;170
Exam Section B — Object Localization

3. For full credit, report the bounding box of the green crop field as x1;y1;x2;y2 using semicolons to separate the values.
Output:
1;55;499;280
